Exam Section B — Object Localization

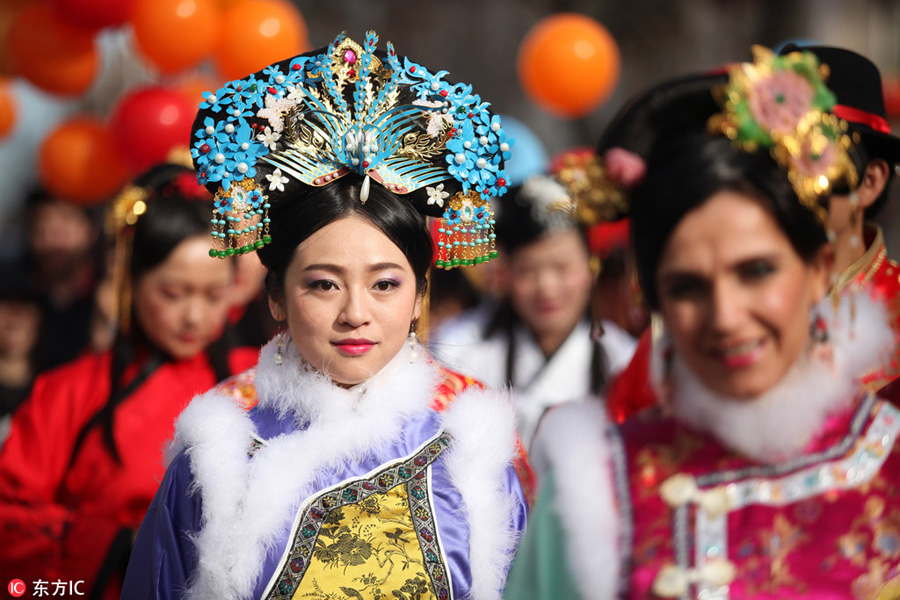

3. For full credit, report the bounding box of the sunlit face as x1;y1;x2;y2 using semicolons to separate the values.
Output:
269;216;423;387
507;229;593;348
132;235;235;360
656;190;830;399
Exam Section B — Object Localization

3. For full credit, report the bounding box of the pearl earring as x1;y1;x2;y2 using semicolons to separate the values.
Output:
849;191;860;248
273;331;287;365
408;330;419;362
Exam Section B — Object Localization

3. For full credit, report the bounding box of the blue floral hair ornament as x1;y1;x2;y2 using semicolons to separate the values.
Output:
191;30;512;267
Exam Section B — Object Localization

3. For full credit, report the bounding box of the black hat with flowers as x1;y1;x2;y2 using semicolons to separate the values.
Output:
779;44;900;165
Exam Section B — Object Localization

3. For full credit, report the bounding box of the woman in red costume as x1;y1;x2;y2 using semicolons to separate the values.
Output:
505;46;900;599
0;164;258;598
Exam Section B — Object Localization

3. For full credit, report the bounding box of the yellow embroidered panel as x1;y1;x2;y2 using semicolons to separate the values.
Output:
294;484;435;600
263;433;453;600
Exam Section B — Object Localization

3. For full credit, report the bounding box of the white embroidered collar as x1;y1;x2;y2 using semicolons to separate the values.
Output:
662;293;894;463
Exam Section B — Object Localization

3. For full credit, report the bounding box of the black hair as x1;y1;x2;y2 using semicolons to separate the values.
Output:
70;164;237;466
855;136;895;220
631;132;828;309
598;73;828;309
495;180;589;256
257;175;433;301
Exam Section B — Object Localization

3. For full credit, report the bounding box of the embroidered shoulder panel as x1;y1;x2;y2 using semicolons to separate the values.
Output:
262;432;454;600
212;367;259;410
430;365;484;412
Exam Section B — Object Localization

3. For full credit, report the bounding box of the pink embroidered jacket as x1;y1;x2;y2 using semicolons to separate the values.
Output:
616;394;900;599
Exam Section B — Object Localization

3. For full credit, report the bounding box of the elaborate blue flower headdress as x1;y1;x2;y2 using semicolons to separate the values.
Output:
191;31;513;268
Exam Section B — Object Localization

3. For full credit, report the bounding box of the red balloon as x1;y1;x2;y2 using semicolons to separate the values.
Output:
215;0;308;81
49;0;137;30
132;0;220;74
0;79;16;139
39;117;131;205
111;86;196;171
518;13;621;118
7;3;99;96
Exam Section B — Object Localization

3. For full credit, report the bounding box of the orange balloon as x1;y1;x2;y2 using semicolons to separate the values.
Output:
0;80;16;139
518;13;621;118
6;3;99;96
39;117;131;206
215;0;308;81
133;0;220;74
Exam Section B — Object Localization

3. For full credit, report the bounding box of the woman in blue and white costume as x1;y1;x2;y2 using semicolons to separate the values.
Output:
123;32;529;600
433;176;635;450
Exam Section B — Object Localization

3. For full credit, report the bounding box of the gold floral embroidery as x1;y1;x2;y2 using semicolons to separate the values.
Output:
296;485;435;600
743;514;809;595
875;571;900;600
633;430;702;499
264;433;452;600
852;558;891;600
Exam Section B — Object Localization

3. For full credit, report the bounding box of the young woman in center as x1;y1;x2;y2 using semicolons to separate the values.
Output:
123;32;529;600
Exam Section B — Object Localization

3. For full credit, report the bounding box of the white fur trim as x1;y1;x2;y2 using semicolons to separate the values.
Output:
176;337;442;599
667;292;894;463
439;386;522;600
530;401;620;600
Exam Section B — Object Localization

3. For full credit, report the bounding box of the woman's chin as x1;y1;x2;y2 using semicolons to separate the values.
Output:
699;371;783;401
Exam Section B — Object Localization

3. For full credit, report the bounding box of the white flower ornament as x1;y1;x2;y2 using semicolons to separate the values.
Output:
257;126;281;151
266;168;289;192
426;184;450;207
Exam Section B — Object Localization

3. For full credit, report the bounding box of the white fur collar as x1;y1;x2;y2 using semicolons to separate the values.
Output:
529;400;620;600
170;337;521;600
252;332;437;428
663;293;894;463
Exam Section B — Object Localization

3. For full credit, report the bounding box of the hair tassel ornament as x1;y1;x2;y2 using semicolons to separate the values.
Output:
209;179;272;258
435;191;497;268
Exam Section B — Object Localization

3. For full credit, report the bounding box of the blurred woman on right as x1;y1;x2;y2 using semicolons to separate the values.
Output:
505;47;900;599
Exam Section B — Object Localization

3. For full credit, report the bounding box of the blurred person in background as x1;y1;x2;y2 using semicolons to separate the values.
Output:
426;266;481;334
24;189;101;373
0;263;42;445
0;163;258;599
227;252;280;349
433;175;634;448
781;46;900;399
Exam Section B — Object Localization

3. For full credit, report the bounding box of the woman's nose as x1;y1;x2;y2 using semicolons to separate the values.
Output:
338;288;371;328
710;280;743;333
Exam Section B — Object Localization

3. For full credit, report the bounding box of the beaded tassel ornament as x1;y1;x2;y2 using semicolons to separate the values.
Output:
191;31;512;267
434;192;497;268
209;179;271;257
